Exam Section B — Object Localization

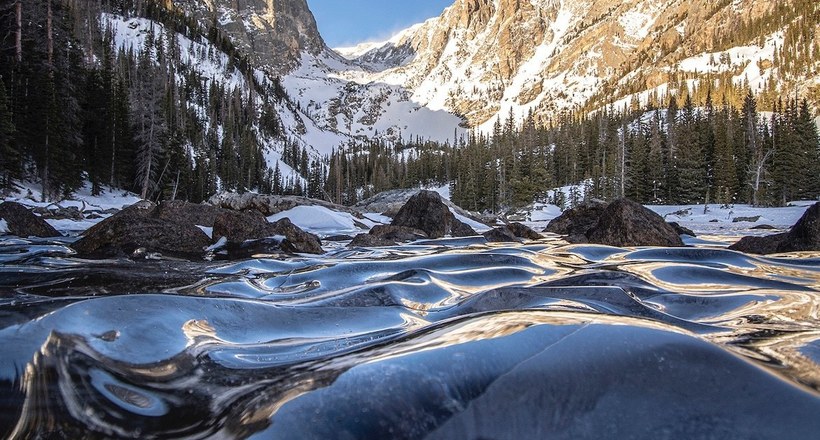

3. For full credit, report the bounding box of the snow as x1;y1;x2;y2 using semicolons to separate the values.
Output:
197;226;214;239
0;220;8;234
3;181;142;212
450;209;491;233
267;206;370;236
363;213;392;224
648;203;814;237
618;4;661;41
281;53;465;154
676;31;784;92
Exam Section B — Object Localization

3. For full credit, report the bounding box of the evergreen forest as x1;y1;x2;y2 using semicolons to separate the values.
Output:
0;0;818;213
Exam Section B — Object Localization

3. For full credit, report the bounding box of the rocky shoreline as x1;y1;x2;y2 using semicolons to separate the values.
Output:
2;191;818;260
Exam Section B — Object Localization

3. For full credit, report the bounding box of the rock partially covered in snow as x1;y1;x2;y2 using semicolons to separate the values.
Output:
391;190;476;239
356;188;485;227
730;202;820;254
0;201;62;238
208;192;361;217
71;201;211;259
212;210;323;254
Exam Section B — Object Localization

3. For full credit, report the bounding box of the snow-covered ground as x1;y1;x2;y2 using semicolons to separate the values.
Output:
2;181;142;233
3;180;816;246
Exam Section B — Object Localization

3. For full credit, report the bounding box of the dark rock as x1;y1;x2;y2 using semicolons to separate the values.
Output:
225;237;289;260
709;219;720;223
370;225;428;242
543;200;607;243
733;216;761;223
777;202;820;253
212;210;323;255
212;210;271;243
506;222;542;240
587;199;684;247
34;206;83;221
751;224;777;230
451;219;479;237
324;235;355;242
268;218;324;254
71;201;210;259
668;222;697;237
391;190;469;239
157;200;225;227
483;227;522;243
729;234;788;255
349;233;397;247
0;201;62;238
729;203;820;254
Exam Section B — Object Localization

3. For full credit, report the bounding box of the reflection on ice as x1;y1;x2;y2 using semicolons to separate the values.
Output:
1;237;819;438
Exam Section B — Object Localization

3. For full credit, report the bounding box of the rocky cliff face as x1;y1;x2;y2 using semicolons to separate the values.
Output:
339;0;819;129
170;0;326;75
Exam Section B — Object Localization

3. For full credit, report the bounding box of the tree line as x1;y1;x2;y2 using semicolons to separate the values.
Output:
311;85;819;212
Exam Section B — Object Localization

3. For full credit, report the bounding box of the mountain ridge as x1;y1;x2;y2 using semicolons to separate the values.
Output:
335;0;820;129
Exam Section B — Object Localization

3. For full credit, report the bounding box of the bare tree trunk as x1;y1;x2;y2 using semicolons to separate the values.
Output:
47;0;53;73
141;116;155;200
171;170;180;201
15;0;21;63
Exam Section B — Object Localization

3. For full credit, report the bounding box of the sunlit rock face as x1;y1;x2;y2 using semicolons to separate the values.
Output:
171;0;326;75
340;0;815;129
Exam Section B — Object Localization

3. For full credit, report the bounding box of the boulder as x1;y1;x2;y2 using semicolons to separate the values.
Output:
269;218;324;254
728;234;788;255
729;203;820;254
587;199;684;247
451;220;479;237
349;233;397;248
668;222;697;237
71;201;211;259
0;202;62;238
212;210;323;255
483;227;522;243
543;200;607;243
369;225;428;242
324;234;355;242
392;190;475;239
156;200;224;227
751;224;777;230
733;216;761;223
212;210;272;243
775;202;820;252
506;222;542;240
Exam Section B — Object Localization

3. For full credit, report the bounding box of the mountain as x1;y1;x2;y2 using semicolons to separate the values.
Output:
339;0;820;130
1;0;818;206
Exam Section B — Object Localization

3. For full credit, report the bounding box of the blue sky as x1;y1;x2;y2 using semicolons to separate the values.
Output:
306;0;453;48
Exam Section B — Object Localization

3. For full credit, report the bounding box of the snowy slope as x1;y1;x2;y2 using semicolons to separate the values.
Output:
281;52;466;154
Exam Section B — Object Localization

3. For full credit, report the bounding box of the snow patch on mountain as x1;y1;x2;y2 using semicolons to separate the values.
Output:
281;53;466;155
677;31;784;91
